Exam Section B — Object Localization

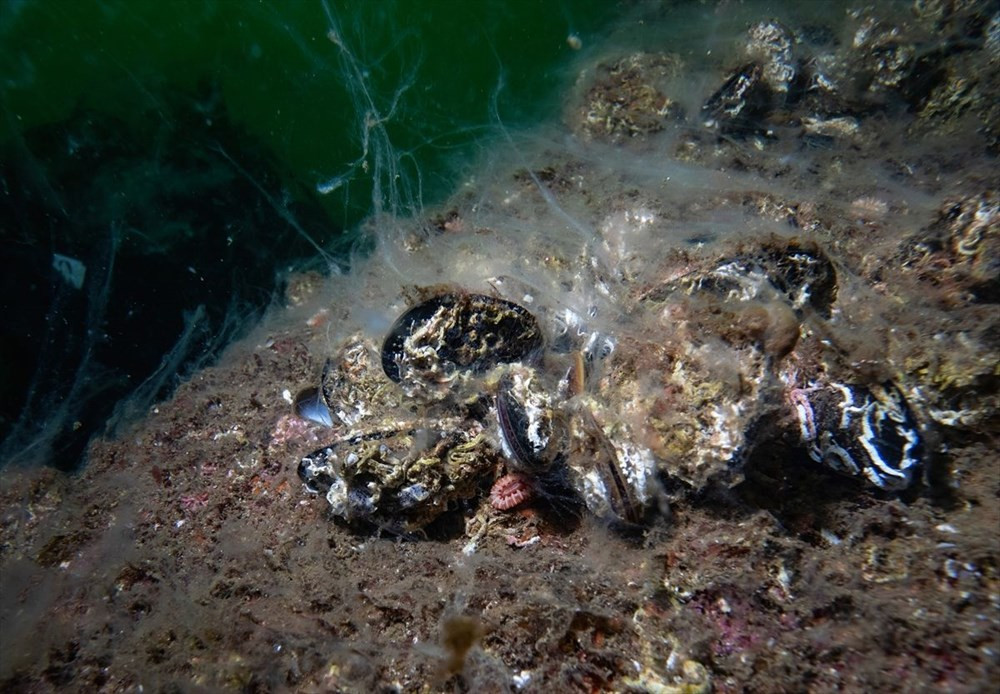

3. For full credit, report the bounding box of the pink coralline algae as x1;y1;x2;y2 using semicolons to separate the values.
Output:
180;492;211;513
269;413;321;449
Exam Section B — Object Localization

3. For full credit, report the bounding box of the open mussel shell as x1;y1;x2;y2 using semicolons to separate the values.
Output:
381;293;544;384
565;404;656;526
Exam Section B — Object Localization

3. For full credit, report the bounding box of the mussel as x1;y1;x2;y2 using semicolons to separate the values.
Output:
293;386;333;427
747;239;837;316
381;293;544;386
297;418;500;531
565;404;655;526
798;382;922;490
701;62;772;135
495;365;563;471
651;238;837;317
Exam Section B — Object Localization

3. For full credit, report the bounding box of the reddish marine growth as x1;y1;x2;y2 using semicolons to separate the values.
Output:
490;472;533;511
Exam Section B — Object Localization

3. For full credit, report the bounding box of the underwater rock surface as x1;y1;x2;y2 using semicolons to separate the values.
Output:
2;1;998;691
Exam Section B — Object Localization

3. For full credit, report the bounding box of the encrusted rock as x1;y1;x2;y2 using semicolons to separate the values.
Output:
571;52;685;142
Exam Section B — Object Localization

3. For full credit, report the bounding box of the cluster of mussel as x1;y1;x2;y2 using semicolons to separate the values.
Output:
294;291;655;531
293;243;924;532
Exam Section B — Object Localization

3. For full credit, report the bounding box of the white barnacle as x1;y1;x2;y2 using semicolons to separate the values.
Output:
326;478;350;517
398;483;430;509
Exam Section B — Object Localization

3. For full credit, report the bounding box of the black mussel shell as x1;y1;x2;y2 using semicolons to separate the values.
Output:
570;408;645;527
496;370;561;471
805;382;922;490
381;293;544;383
747;239;837;317
296;422;497;530
650;238;837;317
701;62;773;136
298;446;338;494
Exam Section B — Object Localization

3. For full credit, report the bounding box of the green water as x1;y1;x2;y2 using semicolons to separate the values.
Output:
0;0;628;468
1;0;621;229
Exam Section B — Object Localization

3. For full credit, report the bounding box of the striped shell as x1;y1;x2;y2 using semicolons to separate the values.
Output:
794;382;922;490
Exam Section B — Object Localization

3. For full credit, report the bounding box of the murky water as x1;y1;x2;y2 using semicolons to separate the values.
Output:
1;1;997;690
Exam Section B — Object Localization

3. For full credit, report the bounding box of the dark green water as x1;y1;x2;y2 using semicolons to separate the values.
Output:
0;0;625;467
2;0;621;227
